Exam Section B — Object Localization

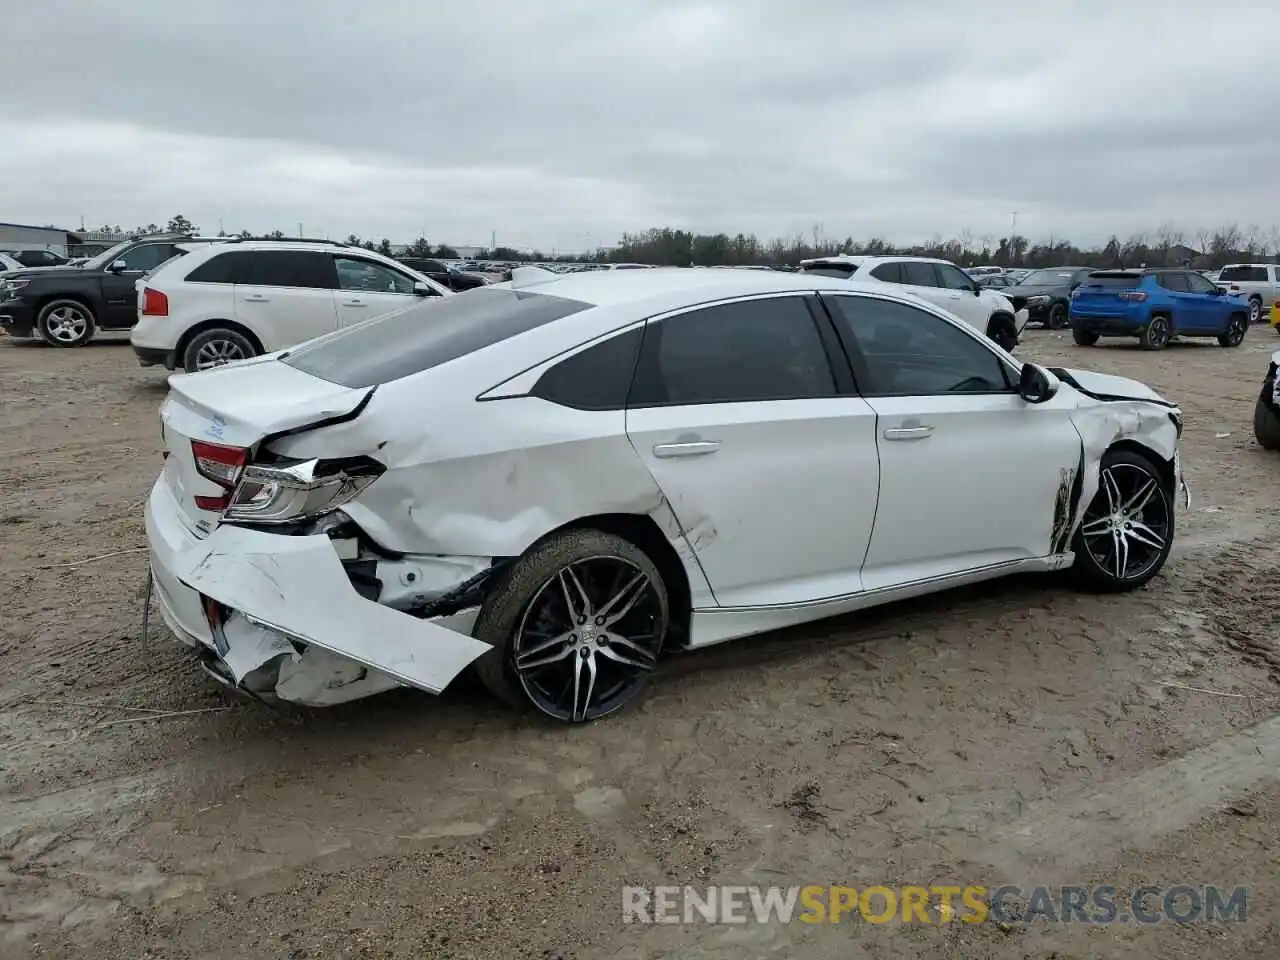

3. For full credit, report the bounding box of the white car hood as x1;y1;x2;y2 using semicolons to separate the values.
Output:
1056;367;1171;406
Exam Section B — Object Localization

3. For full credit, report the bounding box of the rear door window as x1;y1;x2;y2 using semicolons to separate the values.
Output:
282;287;594;387
1218;266;1268;282
247;251;336;289
869;262;903;283
899;262;938;287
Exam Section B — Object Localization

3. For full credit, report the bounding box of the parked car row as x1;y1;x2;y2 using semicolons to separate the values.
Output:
797;255;1028;351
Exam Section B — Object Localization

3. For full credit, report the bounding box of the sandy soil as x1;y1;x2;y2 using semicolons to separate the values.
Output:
1;326;1279;959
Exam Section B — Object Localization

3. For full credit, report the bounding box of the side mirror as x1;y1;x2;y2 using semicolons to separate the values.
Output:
1018;362;1060;404
109;259;128;273
412;281;435;297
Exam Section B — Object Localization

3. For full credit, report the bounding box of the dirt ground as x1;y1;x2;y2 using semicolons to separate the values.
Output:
1;326;1279;959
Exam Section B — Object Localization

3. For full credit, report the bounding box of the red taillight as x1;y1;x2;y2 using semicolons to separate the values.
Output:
142;287;169;316
1118;291;1148;302
191;440;248;510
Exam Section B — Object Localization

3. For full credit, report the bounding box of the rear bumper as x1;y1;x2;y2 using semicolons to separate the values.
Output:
1069;307;1148;335
144;476;492;705
133;344;173;368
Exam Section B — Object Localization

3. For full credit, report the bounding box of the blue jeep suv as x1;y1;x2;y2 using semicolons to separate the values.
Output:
1069;268;1250;350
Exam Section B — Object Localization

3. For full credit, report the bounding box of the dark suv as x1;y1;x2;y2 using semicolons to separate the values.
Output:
0;235;222;346
397;257;488;291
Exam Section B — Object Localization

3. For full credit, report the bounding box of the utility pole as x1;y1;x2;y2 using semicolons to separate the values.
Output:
218;217;224;235
298;222;304;238
1011;211;1018;236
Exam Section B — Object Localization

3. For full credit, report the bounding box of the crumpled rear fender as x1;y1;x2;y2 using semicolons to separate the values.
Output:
175;524;492;695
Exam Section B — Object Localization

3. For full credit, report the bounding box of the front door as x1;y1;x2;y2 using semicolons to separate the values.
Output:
932;261;992;331
101;241;176;328
624;294;880;609
1182;270;1230;332
823;293;1082;590
333;255;428;327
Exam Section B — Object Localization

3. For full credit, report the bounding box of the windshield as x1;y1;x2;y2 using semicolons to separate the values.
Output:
81;240;137;271
1021;270;1077;286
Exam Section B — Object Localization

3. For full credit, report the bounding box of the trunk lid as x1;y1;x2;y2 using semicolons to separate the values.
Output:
1072;272;1142;309
158;357;373;533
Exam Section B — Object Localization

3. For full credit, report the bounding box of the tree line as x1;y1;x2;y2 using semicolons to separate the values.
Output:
580;223;1280;269
91;217;1280;269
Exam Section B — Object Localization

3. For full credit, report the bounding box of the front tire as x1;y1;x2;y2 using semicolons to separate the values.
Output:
37;299;96;347
472;529;670;722
1255;389;1280;451
1071;449;1174;593
1047;302;1069;330
987;314;1017;351
1139;315;1171;350
1072;327;1099;346
182;327;257;373
1217;313;1248;347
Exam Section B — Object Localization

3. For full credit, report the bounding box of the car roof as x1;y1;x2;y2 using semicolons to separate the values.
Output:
503;265;892;308
797;254;954;268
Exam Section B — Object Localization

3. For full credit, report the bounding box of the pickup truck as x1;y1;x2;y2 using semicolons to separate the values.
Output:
0;234;222;346
1215;264;1280;325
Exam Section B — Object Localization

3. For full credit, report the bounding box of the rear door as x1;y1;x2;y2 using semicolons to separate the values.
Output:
624;293;880;608
231;250;339;350
333;254;434;326
1155;271;1198;329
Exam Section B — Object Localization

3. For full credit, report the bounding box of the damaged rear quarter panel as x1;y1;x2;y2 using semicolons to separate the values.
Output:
269;381;717;607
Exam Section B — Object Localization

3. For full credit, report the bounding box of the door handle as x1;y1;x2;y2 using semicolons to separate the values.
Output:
342;299;367;307
653;441;721;458
242;294;269;303
883;425;934;441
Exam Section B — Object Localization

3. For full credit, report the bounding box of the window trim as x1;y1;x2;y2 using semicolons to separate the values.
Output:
624;292;854;410
816;291;1020;399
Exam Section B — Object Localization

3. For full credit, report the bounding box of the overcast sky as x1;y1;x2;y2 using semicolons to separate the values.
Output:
3;0;1278;252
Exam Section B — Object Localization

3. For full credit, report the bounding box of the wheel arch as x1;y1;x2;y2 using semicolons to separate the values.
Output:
34;291;96;318
1105;438;1176;495
536;511;694;649
174;318;265;364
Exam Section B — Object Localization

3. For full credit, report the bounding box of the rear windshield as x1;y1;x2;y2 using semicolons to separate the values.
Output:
1082;273;1142;289
799;262;856;279
1218;266;1267;282
282;288;593;388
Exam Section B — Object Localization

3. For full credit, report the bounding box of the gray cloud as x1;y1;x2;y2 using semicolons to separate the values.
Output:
2;0;1278;251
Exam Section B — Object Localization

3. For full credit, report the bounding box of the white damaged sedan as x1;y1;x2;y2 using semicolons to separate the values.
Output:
145;267;1188;722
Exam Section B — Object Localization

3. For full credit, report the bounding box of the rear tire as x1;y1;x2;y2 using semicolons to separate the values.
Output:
1255;389;1280;451
1072;327;1099;346
472;529;670;722
1139;314;1171;350
1071;448;1174;593
1248;296;1262;325
1217;313;1248;347
36;299;96;347
182;327;257;373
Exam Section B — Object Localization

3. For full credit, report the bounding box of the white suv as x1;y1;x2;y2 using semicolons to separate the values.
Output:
131;239;452;373
799;255;1028;350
